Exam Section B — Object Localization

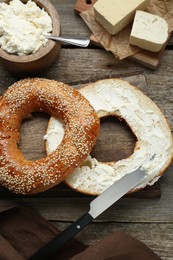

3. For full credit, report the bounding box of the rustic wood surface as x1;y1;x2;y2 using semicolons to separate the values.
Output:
0;0;173;259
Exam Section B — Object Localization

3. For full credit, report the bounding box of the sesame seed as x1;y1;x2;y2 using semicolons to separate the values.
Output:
0;78;99;194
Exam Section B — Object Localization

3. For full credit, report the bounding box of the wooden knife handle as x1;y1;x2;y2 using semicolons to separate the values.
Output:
29;212;93;260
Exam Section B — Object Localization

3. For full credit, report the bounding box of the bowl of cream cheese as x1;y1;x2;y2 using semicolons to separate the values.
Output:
0;0;61;74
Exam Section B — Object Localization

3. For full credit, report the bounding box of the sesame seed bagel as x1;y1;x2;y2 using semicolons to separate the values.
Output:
0;78;100;194
45;78;173;195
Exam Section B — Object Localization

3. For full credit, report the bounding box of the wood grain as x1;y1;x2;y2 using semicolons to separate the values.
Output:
0;1;172;259
1;162;173;222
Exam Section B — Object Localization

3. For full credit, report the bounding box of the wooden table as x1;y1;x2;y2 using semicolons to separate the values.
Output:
0;1;173;259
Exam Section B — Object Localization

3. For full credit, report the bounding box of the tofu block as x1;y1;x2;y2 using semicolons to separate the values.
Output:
129;10;169;52
93;0;149;35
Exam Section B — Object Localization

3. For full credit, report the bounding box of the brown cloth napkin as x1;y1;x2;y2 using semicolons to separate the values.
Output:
0;202;161;260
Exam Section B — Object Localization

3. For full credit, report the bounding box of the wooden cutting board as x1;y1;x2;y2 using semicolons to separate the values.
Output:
74;0;168;69
0;74;161;198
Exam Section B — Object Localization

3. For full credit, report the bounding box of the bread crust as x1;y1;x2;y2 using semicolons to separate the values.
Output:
0;78;100;194
46;78;173;195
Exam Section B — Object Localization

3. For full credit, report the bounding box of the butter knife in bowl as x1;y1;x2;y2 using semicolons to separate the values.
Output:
45;35;90;47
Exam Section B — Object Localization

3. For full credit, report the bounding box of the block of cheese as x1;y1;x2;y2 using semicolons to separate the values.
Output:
129;10;169;52
93;0;149;35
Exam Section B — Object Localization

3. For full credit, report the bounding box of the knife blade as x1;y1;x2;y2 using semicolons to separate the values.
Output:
29;167;145;260
45;35;90;47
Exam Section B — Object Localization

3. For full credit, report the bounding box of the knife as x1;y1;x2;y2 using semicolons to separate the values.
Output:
29;167;145;260
45;35;90;48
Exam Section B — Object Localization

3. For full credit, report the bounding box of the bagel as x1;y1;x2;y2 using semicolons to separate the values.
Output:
0;78;100;194
45;79;173;195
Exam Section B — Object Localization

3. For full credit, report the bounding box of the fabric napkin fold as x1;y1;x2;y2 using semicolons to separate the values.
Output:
0;202;161;260
0;204;87;260
71;231;161;260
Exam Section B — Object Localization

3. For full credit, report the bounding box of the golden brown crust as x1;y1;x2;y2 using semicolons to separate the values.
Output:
0;78;100;194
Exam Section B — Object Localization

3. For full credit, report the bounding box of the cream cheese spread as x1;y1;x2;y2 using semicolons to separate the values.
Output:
45;79;173;195
0;0;52;55
43;118;64;153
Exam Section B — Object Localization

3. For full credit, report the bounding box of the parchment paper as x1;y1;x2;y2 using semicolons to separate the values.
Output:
80;0;173;60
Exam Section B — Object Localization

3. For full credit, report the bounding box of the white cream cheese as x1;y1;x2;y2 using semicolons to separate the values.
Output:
0;0;52;55
43;118;64;153
45;79;173;195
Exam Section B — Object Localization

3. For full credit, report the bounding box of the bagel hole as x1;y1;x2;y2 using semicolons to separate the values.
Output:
90;116;137;162
18;112;49;160
85;0;92;4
